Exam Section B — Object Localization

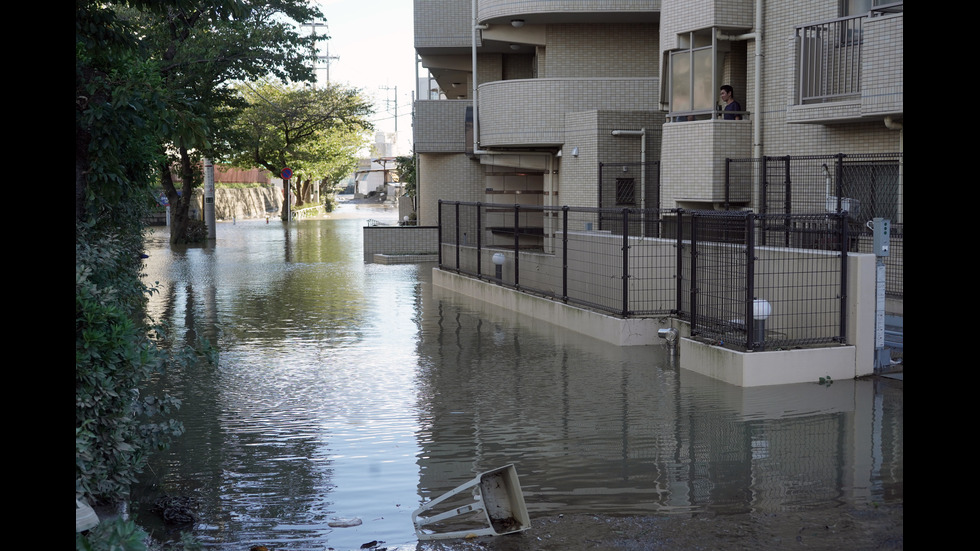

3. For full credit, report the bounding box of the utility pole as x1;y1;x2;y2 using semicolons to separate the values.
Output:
381;85;398;133
203;158;215;240
302;21;339;86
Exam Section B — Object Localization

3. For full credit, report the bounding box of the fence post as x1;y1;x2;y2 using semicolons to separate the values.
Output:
454;202;460;272
833;153;845;212
781;156;791;247
745;212;758;350
689;211;698;333
622;208;630;317
438;200;443;267
513;203;520;288
675;209;684;315
839;213;848;343
476;202;482;279
562;206;568;301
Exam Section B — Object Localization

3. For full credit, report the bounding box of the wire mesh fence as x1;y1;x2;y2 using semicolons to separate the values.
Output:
728;152;903;298
438;202;850;351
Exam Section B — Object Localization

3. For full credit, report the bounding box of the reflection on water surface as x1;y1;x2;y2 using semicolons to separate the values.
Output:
138;211;902;550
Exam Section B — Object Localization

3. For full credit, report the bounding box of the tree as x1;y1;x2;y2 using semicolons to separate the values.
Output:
228;81;374;219
124;0;324;243
292;124;369;206
75;0;192;517
395;152;417;217
395;152;417;198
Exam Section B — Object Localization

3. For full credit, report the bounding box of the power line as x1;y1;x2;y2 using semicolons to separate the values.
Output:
301;21;340;85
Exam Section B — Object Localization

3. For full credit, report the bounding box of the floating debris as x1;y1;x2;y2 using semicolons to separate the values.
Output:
328;517;363;528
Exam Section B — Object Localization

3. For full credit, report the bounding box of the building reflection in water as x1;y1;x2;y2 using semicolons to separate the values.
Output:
413;282;901;518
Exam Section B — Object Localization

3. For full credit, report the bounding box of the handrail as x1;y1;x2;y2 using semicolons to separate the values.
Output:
795;14;864;104
291;205;324;220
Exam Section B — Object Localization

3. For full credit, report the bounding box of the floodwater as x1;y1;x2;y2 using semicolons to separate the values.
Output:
137;201;903;550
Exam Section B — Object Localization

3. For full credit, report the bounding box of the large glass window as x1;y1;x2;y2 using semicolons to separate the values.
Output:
669;30;719;121
842;0;873;15
842;0;905;15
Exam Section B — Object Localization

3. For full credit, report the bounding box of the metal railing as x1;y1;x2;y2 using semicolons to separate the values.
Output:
684;211;848;352
727;152;903;298
438;201;849;351
796;14;864;104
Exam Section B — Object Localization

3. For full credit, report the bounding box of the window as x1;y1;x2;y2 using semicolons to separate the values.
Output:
616;178;636;205
668;29;724;120
842;0;904;15
841;161;901;222
841;0;873;15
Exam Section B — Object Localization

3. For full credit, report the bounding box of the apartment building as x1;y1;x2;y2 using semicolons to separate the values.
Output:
412;0;903;227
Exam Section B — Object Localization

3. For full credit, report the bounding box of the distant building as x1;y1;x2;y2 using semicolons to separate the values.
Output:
353;157;400;200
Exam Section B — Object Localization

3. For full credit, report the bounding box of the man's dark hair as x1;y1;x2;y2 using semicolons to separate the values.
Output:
720;85;734;95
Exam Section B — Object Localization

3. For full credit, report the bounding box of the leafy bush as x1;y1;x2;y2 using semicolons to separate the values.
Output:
75;517;202;551
76;224;184;505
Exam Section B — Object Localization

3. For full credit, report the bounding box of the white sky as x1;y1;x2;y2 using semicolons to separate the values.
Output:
311;0;417;156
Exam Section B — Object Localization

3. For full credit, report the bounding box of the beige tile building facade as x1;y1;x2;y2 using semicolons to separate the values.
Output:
413;0;903;224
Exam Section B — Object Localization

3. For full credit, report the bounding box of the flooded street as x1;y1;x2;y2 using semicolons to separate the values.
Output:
137;201;902;550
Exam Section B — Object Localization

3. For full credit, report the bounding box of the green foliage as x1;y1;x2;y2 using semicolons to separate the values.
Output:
108;0;326;243
395;153;417;198
75;516;203;551
76;225;186;505
76;517;148;551
227;80;374;188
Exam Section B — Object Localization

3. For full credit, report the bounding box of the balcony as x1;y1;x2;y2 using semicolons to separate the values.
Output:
478;0;660;25
414;99;472;154
788;5;903;124
477;78;657;148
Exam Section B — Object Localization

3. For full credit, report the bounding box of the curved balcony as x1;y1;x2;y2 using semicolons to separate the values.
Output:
479;0;660;25
478;77;658;148
414;99;472;154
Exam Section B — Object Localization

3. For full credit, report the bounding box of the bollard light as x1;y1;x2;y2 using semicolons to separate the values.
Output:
752;299;772;347
492;252;505;280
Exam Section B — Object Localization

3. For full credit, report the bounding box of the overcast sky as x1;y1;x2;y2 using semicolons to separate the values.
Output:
313;0;417;155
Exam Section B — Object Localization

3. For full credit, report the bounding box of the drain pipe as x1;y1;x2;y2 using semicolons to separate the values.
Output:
885;116;903;223
471;0;489;155
611;128;647;207
717;0;763;160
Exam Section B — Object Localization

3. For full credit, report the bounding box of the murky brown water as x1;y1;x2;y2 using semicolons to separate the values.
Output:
137;202;902;550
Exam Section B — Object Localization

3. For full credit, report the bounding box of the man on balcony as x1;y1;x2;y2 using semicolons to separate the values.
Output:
720;85;742;120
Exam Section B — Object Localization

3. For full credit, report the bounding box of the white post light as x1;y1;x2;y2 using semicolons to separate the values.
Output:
753;299;772;346
492;252;505;280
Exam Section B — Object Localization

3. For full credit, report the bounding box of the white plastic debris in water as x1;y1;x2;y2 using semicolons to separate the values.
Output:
412;464;531;540
328;517;363;527
76;499;100;532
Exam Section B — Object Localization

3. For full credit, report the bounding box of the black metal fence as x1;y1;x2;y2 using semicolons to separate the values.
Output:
438;201;850;352
727;152;903;298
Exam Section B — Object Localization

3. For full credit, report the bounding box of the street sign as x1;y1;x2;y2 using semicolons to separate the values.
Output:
281;167;293;180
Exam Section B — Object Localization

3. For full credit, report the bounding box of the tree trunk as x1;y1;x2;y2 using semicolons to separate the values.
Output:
299;178;312;205
160;164;187;244
158;148;201;244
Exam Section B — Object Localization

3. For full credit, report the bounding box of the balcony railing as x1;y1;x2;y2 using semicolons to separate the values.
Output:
796;14;864;104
